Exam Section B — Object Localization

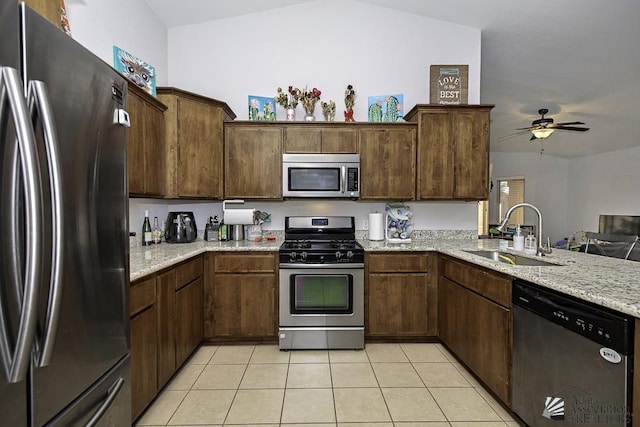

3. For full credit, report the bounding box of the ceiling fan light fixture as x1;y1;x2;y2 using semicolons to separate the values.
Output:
531;128;555;139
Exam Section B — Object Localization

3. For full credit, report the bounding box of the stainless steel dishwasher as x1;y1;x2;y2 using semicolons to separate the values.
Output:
512;279;633;426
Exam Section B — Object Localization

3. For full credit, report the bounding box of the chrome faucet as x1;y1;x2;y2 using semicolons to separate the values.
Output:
495;202;552;256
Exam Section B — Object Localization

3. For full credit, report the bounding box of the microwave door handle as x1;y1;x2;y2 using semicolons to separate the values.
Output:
340;165;346;193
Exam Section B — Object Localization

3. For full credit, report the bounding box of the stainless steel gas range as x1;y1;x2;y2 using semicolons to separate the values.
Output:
278;216;365;350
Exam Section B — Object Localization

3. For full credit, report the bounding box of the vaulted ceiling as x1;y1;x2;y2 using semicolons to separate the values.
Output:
144;0;640;158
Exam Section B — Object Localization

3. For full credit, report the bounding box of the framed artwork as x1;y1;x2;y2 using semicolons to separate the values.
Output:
248;95;276;121
430;65;468;105
112;46;156;96
367;94;404;122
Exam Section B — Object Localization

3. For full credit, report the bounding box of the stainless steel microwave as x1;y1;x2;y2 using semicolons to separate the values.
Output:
282;153;360;198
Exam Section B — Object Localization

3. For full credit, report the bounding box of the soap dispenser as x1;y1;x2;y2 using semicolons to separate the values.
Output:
513;225;525;251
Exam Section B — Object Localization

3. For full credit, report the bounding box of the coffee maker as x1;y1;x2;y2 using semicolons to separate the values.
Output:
165;212;198;243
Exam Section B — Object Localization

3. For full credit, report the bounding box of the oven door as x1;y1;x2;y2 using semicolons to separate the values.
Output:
279;264;364;327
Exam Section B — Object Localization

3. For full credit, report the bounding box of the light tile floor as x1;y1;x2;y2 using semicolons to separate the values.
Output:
135;343;521;427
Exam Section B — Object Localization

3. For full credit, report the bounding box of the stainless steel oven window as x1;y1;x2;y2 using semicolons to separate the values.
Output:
290;274;353;314
288;167;341;191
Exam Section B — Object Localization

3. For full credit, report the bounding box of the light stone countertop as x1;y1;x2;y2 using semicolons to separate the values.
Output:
130;237;640;318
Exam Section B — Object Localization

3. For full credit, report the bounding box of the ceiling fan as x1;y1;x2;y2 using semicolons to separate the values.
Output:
517;108;590;140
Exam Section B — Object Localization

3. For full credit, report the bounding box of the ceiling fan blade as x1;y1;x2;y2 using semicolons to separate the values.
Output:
497;130;530;141
555;126;590;131
516;126;534;130
529;134;538;141
554;121;585;126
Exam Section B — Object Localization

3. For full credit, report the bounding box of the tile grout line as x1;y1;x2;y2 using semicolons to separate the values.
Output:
220;345;255;426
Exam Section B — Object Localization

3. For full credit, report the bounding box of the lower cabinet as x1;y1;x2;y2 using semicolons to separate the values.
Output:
130;255;203;422
204;252;278;339
366;252;436;338
130;277;157;422
438;256;512;406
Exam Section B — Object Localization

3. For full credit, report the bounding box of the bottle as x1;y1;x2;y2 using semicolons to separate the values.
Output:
513;224;525;251
142;210;152;246
219;219;227;241
525;233;537;253
151;216;162;244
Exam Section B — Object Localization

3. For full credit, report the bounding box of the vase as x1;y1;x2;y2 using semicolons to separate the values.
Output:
304;113;315;121
286;108;296;121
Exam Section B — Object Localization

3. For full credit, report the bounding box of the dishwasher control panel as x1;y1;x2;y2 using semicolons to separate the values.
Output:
513;280;633;354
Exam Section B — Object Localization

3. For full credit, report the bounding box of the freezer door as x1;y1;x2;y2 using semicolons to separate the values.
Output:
21;7;130;426
0;1;19;69
46;355;131;427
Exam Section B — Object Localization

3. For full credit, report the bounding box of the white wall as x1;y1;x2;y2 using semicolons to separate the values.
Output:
65;0;168;85
167;0;481;119
489;152;569;244
567;145;640;233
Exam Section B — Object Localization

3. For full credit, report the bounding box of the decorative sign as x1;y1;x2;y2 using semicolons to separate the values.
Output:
248;95;276;121
113;46;156;96
367;94;404;122
430;65;468;105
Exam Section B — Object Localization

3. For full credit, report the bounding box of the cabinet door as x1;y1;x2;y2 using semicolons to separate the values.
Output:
283;127;322;153
144;101;167;196
130;306;157;422
360;127;416;200
417;111;455;199
156;270;176;389
321;128;358;153
127;90;146;195
175;277;203;367
210;274;276;337
224;126;283;199
177;98;223;198
453;110;490;200
367;273;428;336
439;276;511;405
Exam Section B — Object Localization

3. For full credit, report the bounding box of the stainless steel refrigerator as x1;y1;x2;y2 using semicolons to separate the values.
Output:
1;3;131;426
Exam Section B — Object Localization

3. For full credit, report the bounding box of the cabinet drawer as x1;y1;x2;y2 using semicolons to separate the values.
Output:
441;257;511;307
176;256;203;290
367;252;429;273
130;276;156;316
214;253;276;273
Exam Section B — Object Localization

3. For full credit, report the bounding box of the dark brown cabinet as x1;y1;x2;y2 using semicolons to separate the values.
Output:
129;277;157;422
438;256;512;406
283;125;358;153
155;269;176;390
158;87;235;199
22;0;62;29
359;125;417;200
405;105;493;200
204;252;278;339
224;123;283;199
366;252;435;338
127;83;167;196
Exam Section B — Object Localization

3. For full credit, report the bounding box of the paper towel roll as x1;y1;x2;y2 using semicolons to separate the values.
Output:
224;208;255;225
368;212;385;241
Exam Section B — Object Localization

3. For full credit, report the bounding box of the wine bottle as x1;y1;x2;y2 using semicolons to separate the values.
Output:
142;210;152;246
152;216;162;244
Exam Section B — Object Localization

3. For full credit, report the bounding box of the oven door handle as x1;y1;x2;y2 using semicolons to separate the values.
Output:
279;263;364;269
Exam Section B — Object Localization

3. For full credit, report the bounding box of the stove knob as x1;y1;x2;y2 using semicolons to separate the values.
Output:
300;251;308;262
335;251;342;260
320;255;325;263
289;252;297;262
346;250;354;260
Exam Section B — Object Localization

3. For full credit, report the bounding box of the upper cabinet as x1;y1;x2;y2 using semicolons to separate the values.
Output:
283;124;358;153
127;83;167;197
224;122;283;199
405;105;493;201
157;87;236;199
359;124;416;200
22;0;63;30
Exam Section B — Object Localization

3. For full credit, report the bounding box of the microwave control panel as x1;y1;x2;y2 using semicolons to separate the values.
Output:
347;167;359;192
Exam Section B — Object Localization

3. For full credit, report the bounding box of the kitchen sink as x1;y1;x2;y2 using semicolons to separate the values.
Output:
463;250;562;267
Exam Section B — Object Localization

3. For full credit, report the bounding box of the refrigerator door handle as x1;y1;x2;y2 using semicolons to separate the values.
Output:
28;80;64;367
0;67;43;383
84;377;125;427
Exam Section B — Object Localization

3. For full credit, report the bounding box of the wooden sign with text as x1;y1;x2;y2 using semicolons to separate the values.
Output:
430;65;468;105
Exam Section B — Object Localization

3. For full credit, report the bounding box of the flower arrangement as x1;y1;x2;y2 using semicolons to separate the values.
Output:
274;86;301;110
344;84;356;122
321;100;336;121
300;86;322;116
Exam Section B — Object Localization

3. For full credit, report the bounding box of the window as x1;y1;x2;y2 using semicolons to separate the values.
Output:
498;178;525;225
